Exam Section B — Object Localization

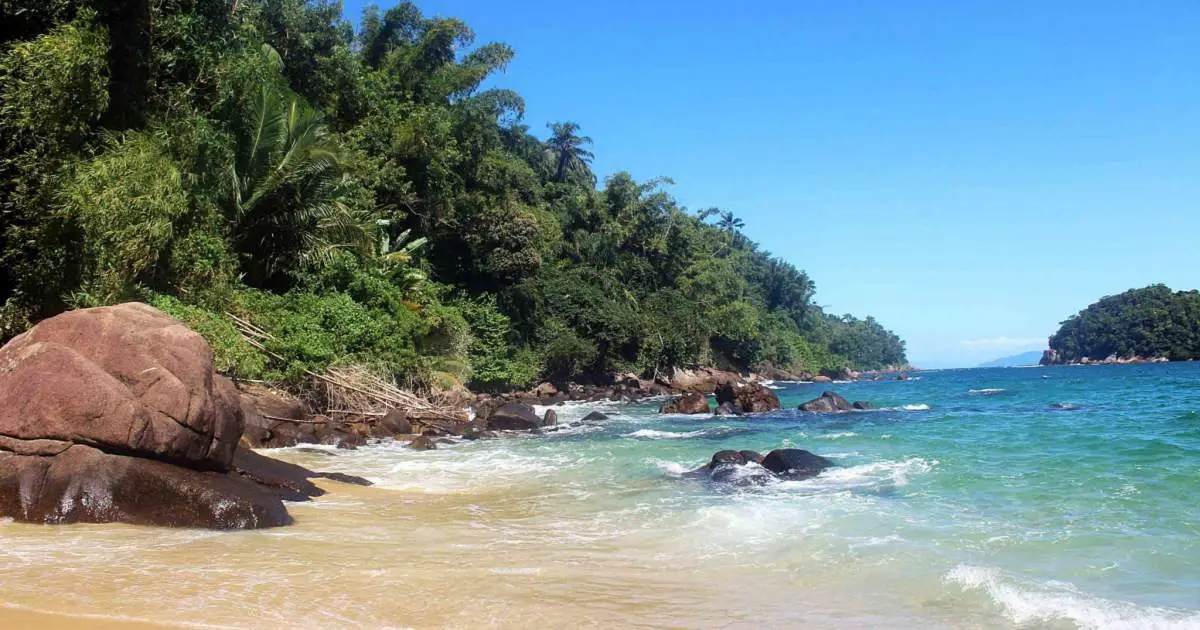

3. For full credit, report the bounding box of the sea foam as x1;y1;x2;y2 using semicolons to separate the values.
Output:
946;564;1200;630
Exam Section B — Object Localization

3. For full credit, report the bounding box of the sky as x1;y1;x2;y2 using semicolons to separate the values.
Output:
343;0;1200;368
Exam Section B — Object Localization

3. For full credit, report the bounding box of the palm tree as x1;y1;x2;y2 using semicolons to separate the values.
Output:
229;82;372;285
545;121;594;183
716;211;744;232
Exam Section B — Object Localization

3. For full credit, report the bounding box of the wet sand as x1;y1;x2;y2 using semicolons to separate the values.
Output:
0;606;171;628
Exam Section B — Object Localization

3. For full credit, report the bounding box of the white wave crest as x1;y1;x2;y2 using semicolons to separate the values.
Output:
969;388;1007;395
623;428;711;440
946;564;1200;630
816;432;858;440
647;458;693;476
878;403;930;411
781;457;935;491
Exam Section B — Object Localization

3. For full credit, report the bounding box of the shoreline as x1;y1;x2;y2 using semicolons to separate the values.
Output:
0;605;177;629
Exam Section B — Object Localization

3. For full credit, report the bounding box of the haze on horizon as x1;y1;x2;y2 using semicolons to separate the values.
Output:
347;0;1200;368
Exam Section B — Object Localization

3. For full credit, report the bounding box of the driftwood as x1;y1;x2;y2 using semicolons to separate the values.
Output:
227;313;469;432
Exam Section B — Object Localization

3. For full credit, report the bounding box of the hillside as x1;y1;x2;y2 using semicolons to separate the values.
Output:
0;0;904;392
977;350;1044;368
1043;285;1200;364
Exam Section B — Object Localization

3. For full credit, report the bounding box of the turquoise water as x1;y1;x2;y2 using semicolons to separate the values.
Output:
3;363;1198;628
442;363;1200;628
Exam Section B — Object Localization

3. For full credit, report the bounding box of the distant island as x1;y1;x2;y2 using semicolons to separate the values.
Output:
977;350;1043;368
1041;285;1200;365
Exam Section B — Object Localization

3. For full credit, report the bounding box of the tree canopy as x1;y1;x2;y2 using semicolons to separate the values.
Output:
0;0;906;391
1047;285;1200;363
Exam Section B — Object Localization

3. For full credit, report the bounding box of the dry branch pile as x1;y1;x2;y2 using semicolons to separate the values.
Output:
227;313;469;429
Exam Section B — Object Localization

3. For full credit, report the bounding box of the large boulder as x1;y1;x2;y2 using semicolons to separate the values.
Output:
659;391;711;414
0;303;352;529
799;391;854;412
715;382;781;413
486;402;547;431
660;367;743;394
761;448;834;480
0;303;242;470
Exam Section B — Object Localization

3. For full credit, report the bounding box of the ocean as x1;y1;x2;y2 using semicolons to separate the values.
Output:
2;363;1198;629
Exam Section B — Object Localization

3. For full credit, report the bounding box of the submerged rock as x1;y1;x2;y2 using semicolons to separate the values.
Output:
760;449;834;480
659;391;711;414
715;401;742;416
696;448;833;486
581;411;609;422
852;401;872;410
799;391;854;412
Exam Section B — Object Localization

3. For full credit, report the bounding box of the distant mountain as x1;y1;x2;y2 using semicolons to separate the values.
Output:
977;350;1044;368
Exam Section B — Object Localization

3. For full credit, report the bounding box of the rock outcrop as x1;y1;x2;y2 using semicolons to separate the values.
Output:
798;391;870;413
714;382;781;413
484;402;550;431
0;304;322;528
659;391;711;414
659;367;742;394
238;385;367;449
0;303;364;529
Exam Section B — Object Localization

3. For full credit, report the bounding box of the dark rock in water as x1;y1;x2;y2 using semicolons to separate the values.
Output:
739;450;765;465
761;449;834;480
659;391;711;414
715;401;742;416
543;409;558;426
316;472;372;486
709;462;776;486
852;401;872;410
708;450;747;469
1049;402;1079;411
486;402;544;431
408;436;438;451
581;411;609;422
294;447;337;457
460;427;498;440
799;391;854;412
701;449;778;486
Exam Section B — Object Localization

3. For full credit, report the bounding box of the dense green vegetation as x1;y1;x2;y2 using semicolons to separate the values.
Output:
0;0;906;391
1047;285;1200;362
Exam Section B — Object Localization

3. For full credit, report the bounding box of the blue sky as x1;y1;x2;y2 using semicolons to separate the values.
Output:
344;0;1200;368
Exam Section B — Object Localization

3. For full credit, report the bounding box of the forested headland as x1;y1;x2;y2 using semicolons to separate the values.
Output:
1043;285;1200;364
0;0;906;393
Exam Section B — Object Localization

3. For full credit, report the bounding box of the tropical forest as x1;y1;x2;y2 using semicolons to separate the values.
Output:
0;0;907;393
1045;285;1200;363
